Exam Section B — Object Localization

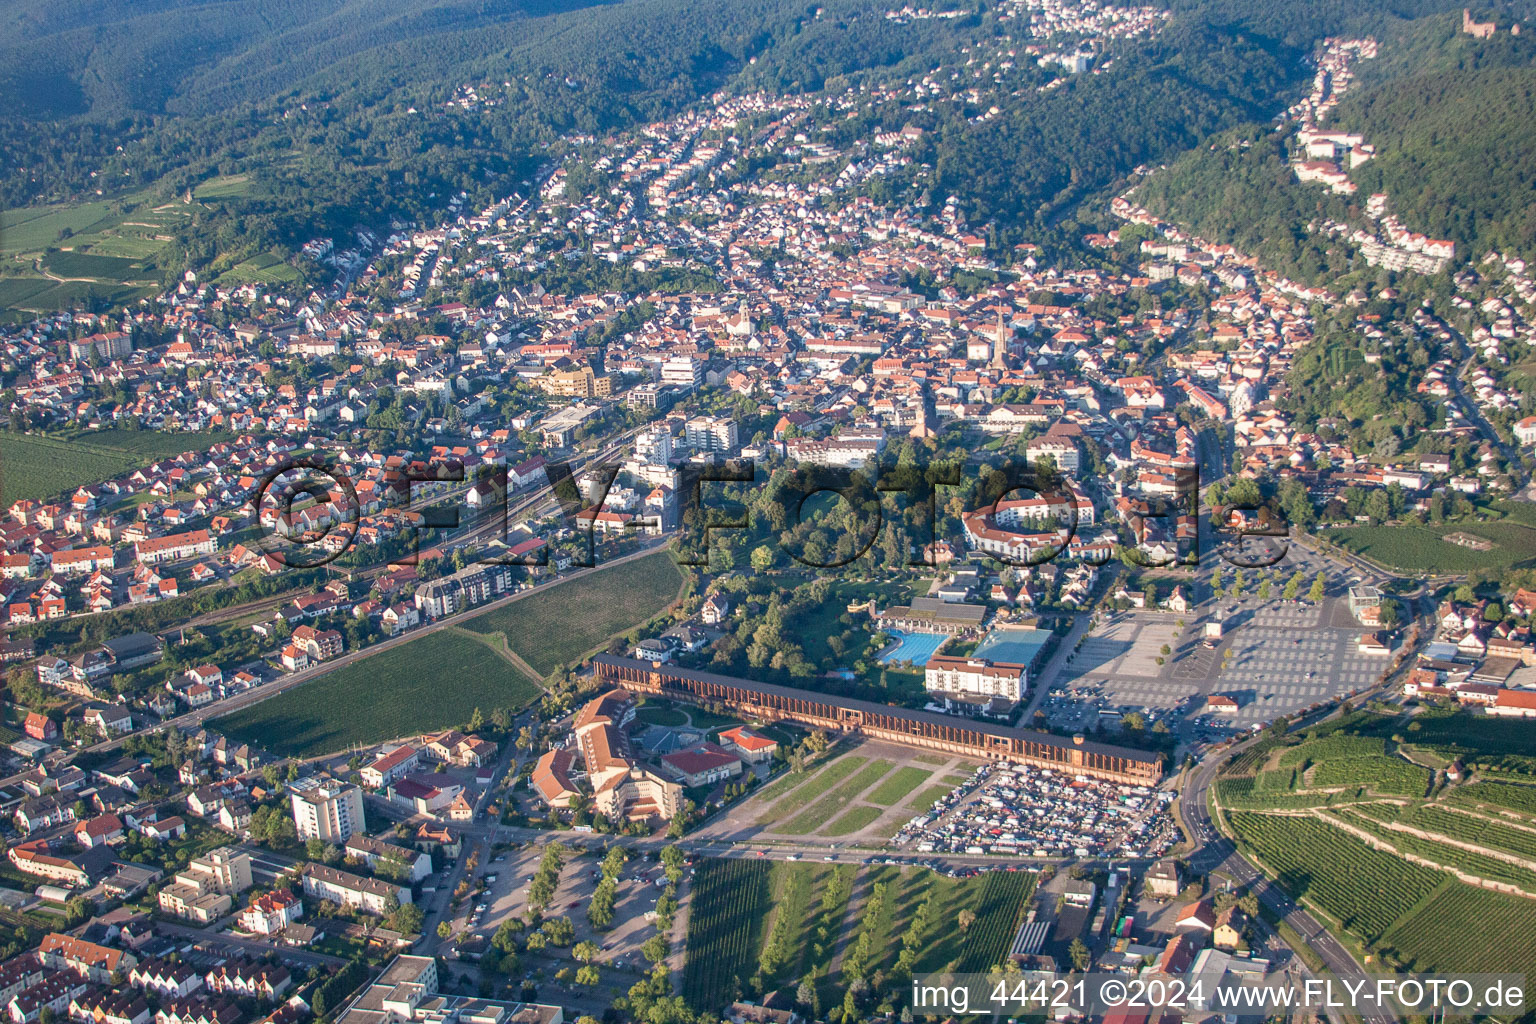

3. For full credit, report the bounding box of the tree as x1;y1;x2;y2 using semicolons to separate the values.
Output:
641;934;670;964
1308;571;1327;603
575;964;600;987
543;916;576;946
573;940;600;963
957;909;976;933
468;707;485;733
1068;938;1091;972
438;921;453;940
750;545;775;572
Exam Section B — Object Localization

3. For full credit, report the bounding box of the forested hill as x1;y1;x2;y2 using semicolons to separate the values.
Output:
1335;15;1536;259
1136;5;1536;283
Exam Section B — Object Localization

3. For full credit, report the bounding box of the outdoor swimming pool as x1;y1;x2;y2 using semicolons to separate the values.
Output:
877;629;948;666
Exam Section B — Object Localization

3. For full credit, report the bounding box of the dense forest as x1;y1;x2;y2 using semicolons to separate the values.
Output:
1137;6;1536;276
1337;15;1536;259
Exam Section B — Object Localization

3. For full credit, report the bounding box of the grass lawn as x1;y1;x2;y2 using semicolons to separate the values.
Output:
195;175;255;200
904;784;954;813
0;429;233;505
755;755;869;825
462;548;685;676
633;703;688;727
865;766;932;807
820;804;884;836
776;759;896;835
217;251;301;285
212;629;541;756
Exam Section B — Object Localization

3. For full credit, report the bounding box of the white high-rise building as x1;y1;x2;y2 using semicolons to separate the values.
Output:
290;781;365;842
684;416;739;453
636;425;674;466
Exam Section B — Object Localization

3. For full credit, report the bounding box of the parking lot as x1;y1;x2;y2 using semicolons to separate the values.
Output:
442;840;681;1008
1045;553;1392;745
893;762;1179;860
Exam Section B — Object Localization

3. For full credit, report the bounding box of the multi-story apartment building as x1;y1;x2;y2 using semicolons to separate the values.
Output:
289;781;365;842
923;655;1028;703
683;416;738;453
157;848;253;923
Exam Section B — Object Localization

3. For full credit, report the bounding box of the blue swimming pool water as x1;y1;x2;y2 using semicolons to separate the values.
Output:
878;629;948;666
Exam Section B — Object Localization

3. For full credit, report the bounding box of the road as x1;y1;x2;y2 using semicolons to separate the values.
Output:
1450;350;1525;482
153;918;348;967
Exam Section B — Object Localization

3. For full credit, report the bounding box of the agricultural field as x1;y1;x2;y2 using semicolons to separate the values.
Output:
681;859;773;1010
0;200;122;255
1443;780;1536;816
682;858;1036;1015
461;548;685;677
1379;881;1536;977
1224;812;1446;944
0;429;234;505
1328;808;1536;892
216;251;301;285
0;193;197;314
194;175;256;200
1320;520;1536;574
212;629;540;756
41;250;142;280
1308;755;1431;797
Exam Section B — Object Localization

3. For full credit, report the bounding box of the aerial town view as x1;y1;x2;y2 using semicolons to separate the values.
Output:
0;0;1534;1022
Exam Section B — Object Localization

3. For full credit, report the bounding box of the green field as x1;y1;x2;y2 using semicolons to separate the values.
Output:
217;251;301;285
755;755;870;825
865;766;933;807
194;175;256;200
1226;812;1446;943
0;193;194;314
0;429;234;506
905;783;953;813
42;250;143;280
212;629;541;756
776;759;895;835
681;859;773;1010
820;805;884;836
633;703;688;727
461;548;686;676
1320;520;1536;574
0;200;120;255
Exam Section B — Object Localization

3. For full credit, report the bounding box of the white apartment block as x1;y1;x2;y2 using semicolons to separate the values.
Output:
290;781;365;842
